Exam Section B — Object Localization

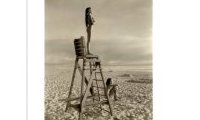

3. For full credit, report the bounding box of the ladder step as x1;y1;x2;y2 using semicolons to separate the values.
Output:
95;68;102;70
84;68;97;70
93;79;103;81
92;93;106;96
85;54;99;59
92;86;104;89
95;71;101;73
85;59;100;62
84;68;102;70
85;100;108;106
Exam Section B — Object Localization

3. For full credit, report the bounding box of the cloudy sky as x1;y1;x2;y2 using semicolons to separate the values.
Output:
45;0;152;66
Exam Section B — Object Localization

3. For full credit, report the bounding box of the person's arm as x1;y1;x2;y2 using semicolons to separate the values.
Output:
88;14;95;25
91;17;95;24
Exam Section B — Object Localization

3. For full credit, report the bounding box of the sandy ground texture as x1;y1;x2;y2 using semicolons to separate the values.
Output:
45;64;152;120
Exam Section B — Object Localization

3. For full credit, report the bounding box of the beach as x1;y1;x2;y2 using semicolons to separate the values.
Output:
45;64;152;120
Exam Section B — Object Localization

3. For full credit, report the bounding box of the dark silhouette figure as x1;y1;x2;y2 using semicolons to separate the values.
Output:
85;7;95;54
106;78;118;100
86;77;118;100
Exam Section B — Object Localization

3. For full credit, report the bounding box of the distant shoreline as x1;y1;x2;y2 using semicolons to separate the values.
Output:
45;62;152;72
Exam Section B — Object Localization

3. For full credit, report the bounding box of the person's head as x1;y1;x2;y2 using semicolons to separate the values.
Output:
106;78;112;86
85;7;91;15
85;7;92;26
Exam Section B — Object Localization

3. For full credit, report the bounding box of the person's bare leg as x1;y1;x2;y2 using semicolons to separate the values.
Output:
113;86;118;100
87;26;91;54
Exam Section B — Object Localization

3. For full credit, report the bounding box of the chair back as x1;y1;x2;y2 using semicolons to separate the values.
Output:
74;36;85;58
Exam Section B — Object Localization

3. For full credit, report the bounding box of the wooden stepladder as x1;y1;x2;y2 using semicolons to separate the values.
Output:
65;36;113;120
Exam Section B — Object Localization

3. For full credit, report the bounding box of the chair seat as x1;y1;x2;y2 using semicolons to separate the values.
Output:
85;54;99;59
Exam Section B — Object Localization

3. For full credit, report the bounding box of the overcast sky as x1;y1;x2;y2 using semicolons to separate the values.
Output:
45;0;152;66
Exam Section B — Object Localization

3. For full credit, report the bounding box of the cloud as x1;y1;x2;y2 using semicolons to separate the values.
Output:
45;37;152;65
45;0;152;39
45;0;152;66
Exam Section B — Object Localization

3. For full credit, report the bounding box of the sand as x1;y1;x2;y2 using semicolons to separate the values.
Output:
45;64;152;120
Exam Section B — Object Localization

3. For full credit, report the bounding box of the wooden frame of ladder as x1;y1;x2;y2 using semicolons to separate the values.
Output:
65;37;113;120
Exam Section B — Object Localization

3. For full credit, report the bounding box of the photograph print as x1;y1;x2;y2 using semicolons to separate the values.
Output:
45;0;152;120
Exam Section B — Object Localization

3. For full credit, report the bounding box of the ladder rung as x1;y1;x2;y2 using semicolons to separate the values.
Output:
93;79;103;81
85;59;100;62
85;54;99;59
95;71;101;73
85;100;108;106
90;93;106;97
92;86;104;89
84;68;96;70
83;67;101;69
92;94;107;99
95;68;102;70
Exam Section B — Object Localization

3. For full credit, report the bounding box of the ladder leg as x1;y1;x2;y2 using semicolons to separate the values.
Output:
81;71;94;108
79;110;83;120
77;64;89;85
81;59;86;96
65;58;79;112
95;72;102;109
77;63;94;96
89;61;92;75
99;64;113;116
79;58;86;120
90;61;95;103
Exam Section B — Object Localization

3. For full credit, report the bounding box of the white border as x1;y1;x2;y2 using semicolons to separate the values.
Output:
27;0;44;120
1;0;200;120
154;0;200;120
0;0;26;120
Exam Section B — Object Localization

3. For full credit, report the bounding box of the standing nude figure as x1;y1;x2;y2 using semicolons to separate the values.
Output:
85;7;95;54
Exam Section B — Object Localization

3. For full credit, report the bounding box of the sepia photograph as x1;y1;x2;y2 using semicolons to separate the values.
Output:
45;0;152;120
2;0;200;120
